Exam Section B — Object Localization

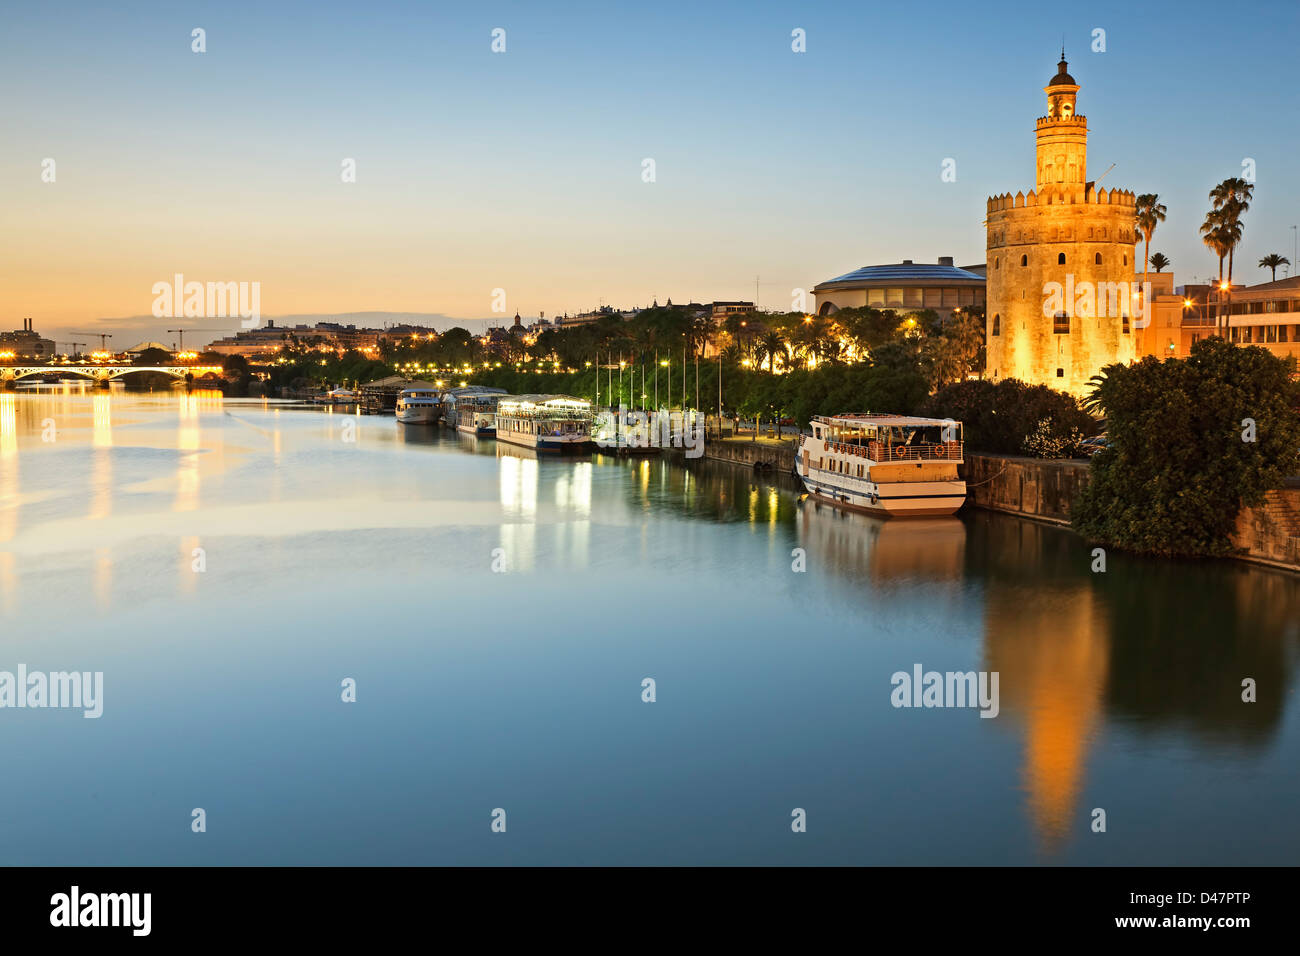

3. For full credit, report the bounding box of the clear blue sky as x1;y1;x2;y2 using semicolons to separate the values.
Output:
2;0;1298;344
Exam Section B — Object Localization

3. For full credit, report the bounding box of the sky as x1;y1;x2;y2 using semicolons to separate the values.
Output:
3;0;1298;350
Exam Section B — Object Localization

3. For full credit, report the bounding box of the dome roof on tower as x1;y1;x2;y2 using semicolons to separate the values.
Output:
1048;57;1075;86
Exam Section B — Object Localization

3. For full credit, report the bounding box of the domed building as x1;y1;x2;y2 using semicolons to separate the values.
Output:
812;257;986;316
984;55;1139;396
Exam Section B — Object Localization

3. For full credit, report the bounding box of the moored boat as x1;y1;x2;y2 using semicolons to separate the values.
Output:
395;387;442;425
495;395;592;452
795;414;967;517
449;387;507;435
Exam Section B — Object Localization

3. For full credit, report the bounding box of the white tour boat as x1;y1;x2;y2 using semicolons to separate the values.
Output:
395;387;442;425
449;387;507;435
796;414;967;517
495;395;592;452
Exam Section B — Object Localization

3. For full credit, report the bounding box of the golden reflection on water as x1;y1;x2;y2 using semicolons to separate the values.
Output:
175;390;202;512
0;393;18;547
985;586;1107;852
796;501;1107;854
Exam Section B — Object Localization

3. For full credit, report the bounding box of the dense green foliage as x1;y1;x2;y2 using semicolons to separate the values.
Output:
255;304;1089;457
920;379;1098;455
1072;338;1300;557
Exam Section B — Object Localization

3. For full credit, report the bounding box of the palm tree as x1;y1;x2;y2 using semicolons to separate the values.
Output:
1209;177;1253;287
758;330;784;373
1200;209;1232;330
1149;252;1170;273
1135;194;1167;278
1258;253;1290;282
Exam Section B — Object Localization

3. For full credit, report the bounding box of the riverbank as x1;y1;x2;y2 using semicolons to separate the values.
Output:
679;439;1300;573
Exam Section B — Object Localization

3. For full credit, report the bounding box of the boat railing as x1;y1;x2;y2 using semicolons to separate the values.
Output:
824;439;963;462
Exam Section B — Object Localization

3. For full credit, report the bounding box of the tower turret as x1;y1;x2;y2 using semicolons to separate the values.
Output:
1035;55;1087;192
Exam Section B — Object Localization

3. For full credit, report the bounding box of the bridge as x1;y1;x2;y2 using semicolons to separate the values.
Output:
0;364;225;383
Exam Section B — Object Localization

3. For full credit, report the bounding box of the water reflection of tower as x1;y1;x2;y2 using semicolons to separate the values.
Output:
976;517;1107;852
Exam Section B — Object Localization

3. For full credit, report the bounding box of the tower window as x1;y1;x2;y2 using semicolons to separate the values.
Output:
1056;368;1064;377
1053;311;1069;334
995;257;999;270
991;314;1000;336
1123;254;1128;266
1021;255;1028;267
1094;252;1102;265
1058;253;1066;265
1122;315;1130;334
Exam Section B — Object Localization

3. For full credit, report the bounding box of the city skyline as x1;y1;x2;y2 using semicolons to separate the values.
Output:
4;0;1298;347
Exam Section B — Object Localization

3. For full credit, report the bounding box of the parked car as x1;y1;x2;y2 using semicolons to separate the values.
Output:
1077;434;1110;457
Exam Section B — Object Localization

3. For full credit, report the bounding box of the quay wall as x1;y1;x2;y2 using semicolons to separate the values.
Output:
688;441;1300;573
665;439;797;472
961;453;1090;527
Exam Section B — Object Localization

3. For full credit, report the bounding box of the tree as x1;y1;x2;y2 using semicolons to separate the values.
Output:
1149;252;1170;273
1073;338;1300;557
1135;193;1167;278
1258;253;1290;282
1209;177;1253;287
1199;209;1232;330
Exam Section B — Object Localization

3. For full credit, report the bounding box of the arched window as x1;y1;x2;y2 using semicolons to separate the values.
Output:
994;257;999;270
1021;254;1028;267
1123;254;1128;266
1058;252;1066;265
1094;252;1102;265
991;314;1000;336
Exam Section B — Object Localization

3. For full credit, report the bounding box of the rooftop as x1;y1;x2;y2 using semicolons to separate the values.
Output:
815;259;986;290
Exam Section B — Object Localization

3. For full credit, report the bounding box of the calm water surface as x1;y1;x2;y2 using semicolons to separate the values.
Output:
1;388;1297;865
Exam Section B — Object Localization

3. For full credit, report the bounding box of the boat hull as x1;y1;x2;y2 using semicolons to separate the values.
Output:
797;472;967;517
395;406;440;425
495;428;590;453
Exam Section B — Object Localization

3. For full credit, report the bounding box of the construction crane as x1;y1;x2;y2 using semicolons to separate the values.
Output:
167;329;235;352
73;332;113;350
61;342;87;358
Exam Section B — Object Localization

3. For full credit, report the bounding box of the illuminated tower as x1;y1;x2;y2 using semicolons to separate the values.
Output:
985;55;1139;397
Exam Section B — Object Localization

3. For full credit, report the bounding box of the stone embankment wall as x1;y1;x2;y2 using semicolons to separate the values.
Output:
963;453;1300;572
962;453;1090;527
691;443;1300;573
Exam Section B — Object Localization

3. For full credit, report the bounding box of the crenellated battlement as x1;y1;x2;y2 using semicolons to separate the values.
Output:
1036;114;1087;128
986;187;1135;212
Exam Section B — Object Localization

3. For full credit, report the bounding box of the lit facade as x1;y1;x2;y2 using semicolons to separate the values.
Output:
985;57;1139;396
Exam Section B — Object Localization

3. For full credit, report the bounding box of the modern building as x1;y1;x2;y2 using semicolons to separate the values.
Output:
0;319;56;359
205;321;380;358
711;301;755;322
984;54;1140;397
812;258;986;316
1181;276;1300;361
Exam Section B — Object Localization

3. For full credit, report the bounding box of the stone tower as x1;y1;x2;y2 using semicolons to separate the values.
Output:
985;55;1139;397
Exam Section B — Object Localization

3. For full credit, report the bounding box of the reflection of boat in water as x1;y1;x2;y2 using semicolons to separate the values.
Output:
395;388;441;424
797;498;966;581
796;413;967;517
495;395;592;452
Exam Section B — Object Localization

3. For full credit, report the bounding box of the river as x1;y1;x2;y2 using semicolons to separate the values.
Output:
0;387;1297;864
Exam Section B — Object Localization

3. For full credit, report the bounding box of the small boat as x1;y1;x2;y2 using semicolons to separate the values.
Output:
452;387;507;435
314;387;359;405
592;408;662;455
395;387;442;425
495;395;592;452
796;414;967;517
